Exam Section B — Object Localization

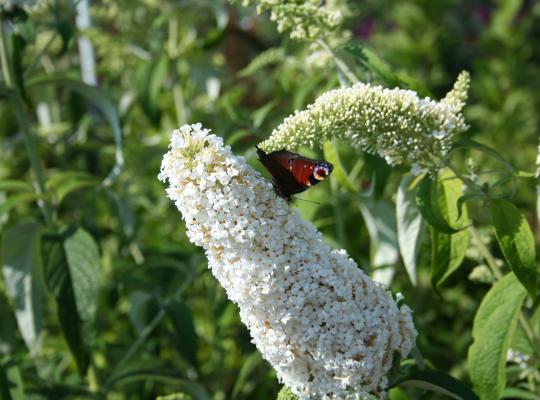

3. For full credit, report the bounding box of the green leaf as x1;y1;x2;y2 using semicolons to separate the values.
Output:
41;229;94;375
0;295;17;354
323;141;356;192
27;75;124;186
231;352;263;399
63;228;101;341
363;153;392;200
106;370;211;400
344;43;403;88
157;394;192;400
468;274;527;400
0;360;25;400
46;171;98;204
416;174;461;234
430;170;469;287
166;300;198;367
491;198;537;298
251;100;278;129
344;43;427;94
359;199;399;277
394;369;478;400
502;388;540;400
1;222;43;356
0;180;32;192
396;174;425;285
0;193;39;223
135;56;169;126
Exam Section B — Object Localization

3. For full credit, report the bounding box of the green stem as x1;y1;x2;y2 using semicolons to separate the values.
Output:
0;21;13;88
318;39;359;85
24;31;57;78
13;92;54;227
104;308;167;391
0;21;54;227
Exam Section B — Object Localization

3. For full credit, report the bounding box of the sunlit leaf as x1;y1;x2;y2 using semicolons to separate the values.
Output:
0;193;38;223
231;352;264;399
396;174;425;285
1;222;43;356
468;274;527;400
430;170;469;287
359;199;399;282
323;141;356;192
416;174;460;234
46;171;98;204
491;198;537;298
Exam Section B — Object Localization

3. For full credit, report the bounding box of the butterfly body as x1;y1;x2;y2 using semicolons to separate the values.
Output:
256;146;333;201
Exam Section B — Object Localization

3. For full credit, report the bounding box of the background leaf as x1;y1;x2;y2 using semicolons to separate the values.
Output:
396;174;424;285
63;228;101;344
1;222;43;356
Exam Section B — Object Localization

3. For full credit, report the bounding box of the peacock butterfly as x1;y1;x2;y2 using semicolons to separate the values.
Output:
256;146;333;201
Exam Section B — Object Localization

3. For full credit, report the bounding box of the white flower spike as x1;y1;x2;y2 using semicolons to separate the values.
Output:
159;124;417;399
260;72;470;173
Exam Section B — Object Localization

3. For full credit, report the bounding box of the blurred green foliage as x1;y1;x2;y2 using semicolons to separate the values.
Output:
0;0;539;399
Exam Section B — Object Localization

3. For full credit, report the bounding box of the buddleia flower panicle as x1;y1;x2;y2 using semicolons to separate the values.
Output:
260;72;470;174
231;0;348;41
159;124;417;399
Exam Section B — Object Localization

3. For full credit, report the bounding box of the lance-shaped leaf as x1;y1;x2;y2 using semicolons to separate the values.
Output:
1;222;43;356
416;174;461;234
359;199;399;284
42;231;88;375
491;199;537;298
430;170;470;287
396;174;425;285
63;228;101;344
468;274;527;400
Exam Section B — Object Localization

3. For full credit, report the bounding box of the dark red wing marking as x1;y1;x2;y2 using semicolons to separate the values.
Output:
256;147;307;200
256;146;333;201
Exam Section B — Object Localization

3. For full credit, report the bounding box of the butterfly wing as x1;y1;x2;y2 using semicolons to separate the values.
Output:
256;147;308;199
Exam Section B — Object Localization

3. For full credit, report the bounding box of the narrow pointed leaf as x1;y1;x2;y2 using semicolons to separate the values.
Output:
323;141;356;192
396;174;424;285
166;300;198;367
1;222;43;356
359;200;399;269
42;230;90;375
394;369;478;400
468;274;527;400
491;199;537;298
